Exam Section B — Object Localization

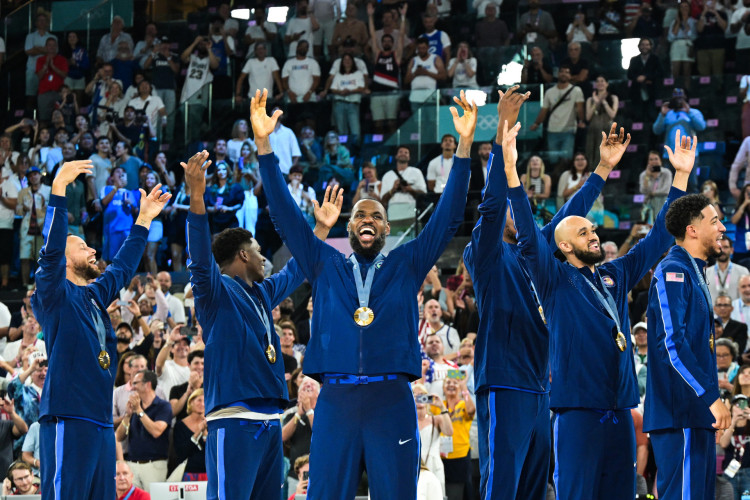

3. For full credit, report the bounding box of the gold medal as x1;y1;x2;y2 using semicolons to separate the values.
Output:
98;350;111;369
615;332;627;352
266;344;277;363
538;306;547;325
709;335;714;353
354;306;374;326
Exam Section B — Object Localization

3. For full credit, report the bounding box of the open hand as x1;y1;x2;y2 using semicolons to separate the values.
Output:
137;184;171;221
449;90;479;141
250;89;283;140
497;86;530;142
598;122;632;170
312;185;344;229
664;129;697;175
52;160;93;189
180;150;211;197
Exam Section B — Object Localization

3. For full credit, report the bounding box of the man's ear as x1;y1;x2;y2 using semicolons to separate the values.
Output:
385;222;391;236
557;241;571;254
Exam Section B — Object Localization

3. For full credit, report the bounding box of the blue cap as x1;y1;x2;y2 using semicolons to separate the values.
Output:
28;166;42;174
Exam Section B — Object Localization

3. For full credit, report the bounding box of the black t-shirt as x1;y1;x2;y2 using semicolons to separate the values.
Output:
116;122;142;147
560;57;589;79
0;420;15;479
151;53;180;90
283;412;312;478
524;60;553;85
695;10;728;50
11;129;33;156
723;426;750;469
282;352;298;374
169;381;204;421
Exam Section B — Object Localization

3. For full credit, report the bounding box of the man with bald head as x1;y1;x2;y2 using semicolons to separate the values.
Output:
254;88;476;500
732;274;750;325
464;88;629;500
31;159;169;500
504;124;695;500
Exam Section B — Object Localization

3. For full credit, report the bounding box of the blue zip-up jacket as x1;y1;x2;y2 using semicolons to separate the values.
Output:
652;109;706;159
187;211;304;415
644;246;720;431
32;194;147;426
464;142;605;394
258;152;470;380
509;184;685;410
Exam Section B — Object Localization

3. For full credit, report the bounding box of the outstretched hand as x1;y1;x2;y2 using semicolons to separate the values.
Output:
664;129;698;175
449;90;479;140
313;185;344;230
250;89;283;141
137;184;172;222
598;122;632;170
501;120;522;173
496;86;530;143
51;160;93;195
180;150;212;197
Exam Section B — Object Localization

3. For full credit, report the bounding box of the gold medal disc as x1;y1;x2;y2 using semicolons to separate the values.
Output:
266;344;277;363
709;335;714;353
538;306;547;325
616;332;627;352
354;307;374;326
98;350;111;369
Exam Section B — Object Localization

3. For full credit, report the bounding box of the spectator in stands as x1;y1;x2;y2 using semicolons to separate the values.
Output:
406;37;447;111
97;15;133;65
28;125;52;168
154;331;190;402
63;163;87;238
100;166;137;261
268;111;302;175
741;73;750;139
447;42;478;89
331;4;368;58
519;0;557;50
114;141;143;191
143;38;179;145
427;134;457;194
626;3;661;39
414;383;452;495
696;0;728;81
329;54;366;145
21;421;40;477
25;10;56;108
311;0;339;58
0;397;28;476
627;37;662;122
567;9;596;47
116;370;171;489
730;0;750;74
424;299;460;359
521;46;553;87
16;166;50;286
180;36;218;144
668;1;698;89
585;75;619;165
719;395;750;496
0;160;17;288
598;0;625;38
243;6;278;59
715;293;749;353
2;462;39;496
557;152;590;207
290;455;311;499
282;377;319;493
423;334;457;399
286;165;316;228
282;40;321;108
474;4;510;85
7;350;45;434
380;146;427;223
94;79;126;138
226;120;254;165
298;126;323;170
285;0;319;58
169;350;204;420
730;136;750;199
652;88;706;191
85;62;114;108
561;42;590;85
352;162;382;205
173;388;207;481
530;64;585;165
235;42;283;105
133;22;158;67
70;114;90;147
520;155;552;205
208;16;236;100
442;375;475;500
207;162;243;233
367;3;406;135
114;354;148;426
115;461;150;500
733;366;750;396
112;41;138;93
702;180;724;219
129;80;166;140
420;10;451;62
709;237;750;301
88;136;112;208
61;31;89;105
155;272;185;324
36;37;68;125
639;151;672;223
733;277;750;329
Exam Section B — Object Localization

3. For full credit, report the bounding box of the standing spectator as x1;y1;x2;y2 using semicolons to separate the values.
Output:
64;160;87;238
36;38;68;125
424;299;460;358
116;370;171;490
128;80;166;140
719;395;750;498
61;32;90;104
268;112;302;175
0;170;16;287
114;141;143;191
442;376;475;500
281;41;321;106
208;16;236;101
311;0;339;58
730;137;750;199
285;0;319;58
567;10;596;46
168;350;203;420
598;0;625;38
380;146;428;223
208;163;244;233
235;42;283;104
696;0;728;80
100;166;137;262
352;162;382;205
520;155;552;205
287;165;316;227
282;377;319;494
427;134;457;194
521;46;554;86
732;276;750;327
16;167;50;286
729;0;750;74
180;36;218;144
406;37;447;110
243;7;278;59
627;38;662;121
133;22;158;68
7;351;45;438
226;120;254;164
741;73;750;139
419;11;452;62
96;15;134;65
715;296;750;355
585;75;619;166
446;42;478;88
530;65;585;165
367;3;406;134
115;461;151;500
668;1;698;89
85;63;114;108
24;11;56;108
519;0;558;50
561;41;591;85
556;152;591;207
329;54;365;145
155;332;190;398
474;4;510;85
155;271;185;324
111;42;138;92
639;151;673;223
330;4;368;58
423;334;458;400
95;79;127;138
2;462;39;496
702;180;724;219
143;38;180;145
732;185;750;263
87;136;113;209
172;389;207;481
627;3;662;38
21;421;40;476
413;383;452;495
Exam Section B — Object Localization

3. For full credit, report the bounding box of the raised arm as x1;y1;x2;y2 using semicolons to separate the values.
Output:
410;91;475;278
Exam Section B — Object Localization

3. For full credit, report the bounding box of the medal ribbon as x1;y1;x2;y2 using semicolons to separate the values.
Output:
85;291;107;354
678;246;714;337
223;275;272;352
578;266;623;339
349;253;384;310
519;260;545;322
714;262;732;290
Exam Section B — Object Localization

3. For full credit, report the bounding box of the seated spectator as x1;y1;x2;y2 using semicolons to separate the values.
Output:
173;389;207;481
521;46;553;87
733;365;750;397
298;126;323;169
520;155;552;206
331;4;368;57
95;79;127;139
730;136;750;199
128;80;166;137
695;0;728;80
584;75;618;166
557;152;591;207
639;151;672;224
734;186;750;263
288;455;311;500
226;119;255;164
716;293;749;353
701;180;724;220
235;140;258;179
96;15;133;65
423;333;458;400
473;0;502;18
718;338;741;397
282;378;319;493
329;53;366;145
441;375;475;500
352;162;382;205
207;162;244;233
668;1;698;89
115;461;150;500
21;421;40;477
419;10;451;62
169;350;204;420
0;398;28;476
285;0;319;58
16;166;50;286
36;37;68;125
0;159;17;285
2;462;39;496
406;37;447;110
519;0;557;50
566;10;596;45
380;146;427;223
414;383;452;495
268;112;302;175
7;352;45;455
236;42;283;104
287;165;316;228
474;4;510;85
427;134;457;194
70;114;90;147
28;125;52;169
560;42;590;85
447;42;478;89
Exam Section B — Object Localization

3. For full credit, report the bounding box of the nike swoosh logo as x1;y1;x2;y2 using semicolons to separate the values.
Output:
399;438;412;445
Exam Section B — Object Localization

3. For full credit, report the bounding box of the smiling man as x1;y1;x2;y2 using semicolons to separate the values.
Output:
31;159;170;500
645;192;731;500
503;126;695;500
253;87;476;500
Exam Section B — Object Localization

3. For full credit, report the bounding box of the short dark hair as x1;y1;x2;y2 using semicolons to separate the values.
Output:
722;234;734;247
212;227;254;268
441;134;456;144
665;194;711;240
115;322;133;334
381;33;394;43
96;136;110;146
416;36;429;46
134;369;158;390
558;63;572;73
188;350;204;364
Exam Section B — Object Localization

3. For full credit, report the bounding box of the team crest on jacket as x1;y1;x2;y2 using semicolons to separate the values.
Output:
375;260;384;269
602;276;615;287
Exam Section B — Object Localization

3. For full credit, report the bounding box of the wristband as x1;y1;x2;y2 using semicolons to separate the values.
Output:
306;409;314;416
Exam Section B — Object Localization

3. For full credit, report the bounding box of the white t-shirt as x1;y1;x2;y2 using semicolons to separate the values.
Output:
426;155;454;194
286;17;315;57
269;124;302;175
3;339;46;364
542;84;584;133
244;22;278;58
330;71;365;103
0;178;18;230
742;75;750;104
180;54;214;104
281;57;321;99
227;137;257;164
128;94;166;126
410;54;439;90
731;7;750;49
287;182;316;211
241;57;280;97
164;293;186;324
25;30;57;72
329;57;369;76
447;58;478;88
380;166;427;220
158;359;190;398
417;468;444;500
566;23;596;44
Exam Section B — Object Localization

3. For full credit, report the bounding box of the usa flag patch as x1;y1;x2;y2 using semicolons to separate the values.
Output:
666;272;684;282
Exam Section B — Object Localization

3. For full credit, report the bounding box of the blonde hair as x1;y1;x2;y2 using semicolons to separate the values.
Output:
186;388;204;415
412;383;428;394
523;156;546;192
701;180;719;202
